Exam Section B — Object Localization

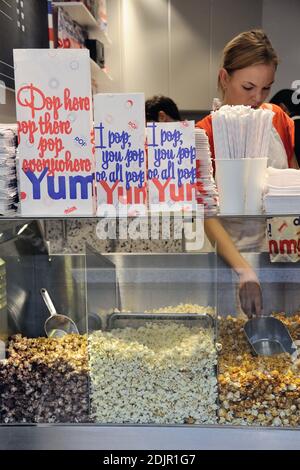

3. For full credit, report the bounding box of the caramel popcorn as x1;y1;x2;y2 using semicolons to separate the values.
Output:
218;315;300;426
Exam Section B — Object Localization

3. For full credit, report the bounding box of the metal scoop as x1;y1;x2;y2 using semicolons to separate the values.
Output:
40;288;79;338
244;315;297;356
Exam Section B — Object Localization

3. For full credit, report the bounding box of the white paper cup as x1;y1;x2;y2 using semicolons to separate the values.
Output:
215;159;249;214
245;158;268;214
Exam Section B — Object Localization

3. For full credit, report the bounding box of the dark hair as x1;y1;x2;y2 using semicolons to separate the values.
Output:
145;95;181;121
269;89;300;117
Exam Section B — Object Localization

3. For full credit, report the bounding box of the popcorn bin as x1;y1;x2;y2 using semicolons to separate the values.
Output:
86;248;218;425
3;224;300;449
89;312;217;425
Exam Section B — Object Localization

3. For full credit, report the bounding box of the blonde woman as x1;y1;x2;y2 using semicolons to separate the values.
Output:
197;30;298;317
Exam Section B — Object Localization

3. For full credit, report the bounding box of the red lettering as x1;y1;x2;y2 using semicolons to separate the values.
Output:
269;240;279;254
38;113;72;135
21;153;92;176
38;136;64;158
186;183;198;201
58;160;65;172
85;160;92;172
170;183;185;201
22;160;29;173
118;187;132;204
65;151;72;171
152;178;170;202
36;159;43;172
279;239;297;254
17;120;38;143
99;181;119;204
64;206;77;214
134;185;147;204
64;88;90;111
17;84;62;119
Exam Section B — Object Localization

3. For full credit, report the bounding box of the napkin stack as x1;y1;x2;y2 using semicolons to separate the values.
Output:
264;167;300;214
0;125;19;215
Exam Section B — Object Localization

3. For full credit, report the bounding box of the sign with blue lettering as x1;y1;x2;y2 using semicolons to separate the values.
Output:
14;49;95;216
146;120;197;210
93;93;146;213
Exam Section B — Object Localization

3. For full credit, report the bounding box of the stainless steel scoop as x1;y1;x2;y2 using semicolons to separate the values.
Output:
244;315;297;356
40;288;79;338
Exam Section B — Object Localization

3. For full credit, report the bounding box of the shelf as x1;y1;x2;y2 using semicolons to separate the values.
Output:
52;1;112;46
88;26;112;47
90;58;113;83
0;424;300;450
52;1;97;27
0;213;299;222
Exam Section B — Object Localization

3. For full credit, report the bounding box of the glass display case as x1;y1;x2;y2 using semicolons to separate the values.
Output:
0;216;300;450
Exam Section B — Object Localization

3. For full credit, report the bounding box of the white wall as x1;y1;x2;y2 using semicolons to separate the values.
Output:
96;0;123;93
105;0;263;109
169;0;211;110
1;0;299;123
210;0;263;105
263;0;300;97
122;0;170;96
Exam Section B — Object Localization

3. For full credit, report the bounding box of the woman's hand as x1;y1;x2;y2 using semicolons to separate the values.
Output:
203;218;263;317
238;269;263;318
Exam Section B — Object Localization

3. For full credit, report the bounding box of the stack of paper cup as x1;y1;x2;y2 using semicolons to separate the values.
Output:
245;157;268;214
216;157;267;215
215;159;248;214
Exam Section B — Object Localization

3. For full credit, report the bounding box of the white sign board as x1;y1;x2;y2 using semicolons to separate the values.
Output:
14;49;95;216
146;120;197;211
94;93;146;215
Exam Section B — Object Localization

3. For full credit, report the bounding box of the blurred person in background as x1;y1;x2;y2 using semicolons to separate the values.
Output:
270;88;300;165
145;95;181;122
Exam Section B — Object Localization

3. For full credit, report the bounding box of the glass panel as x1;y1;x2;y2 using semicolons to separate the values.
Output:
0;220;89;424
4;214;300;428
45;217;185;255
86;222;218;425
216;215;300;427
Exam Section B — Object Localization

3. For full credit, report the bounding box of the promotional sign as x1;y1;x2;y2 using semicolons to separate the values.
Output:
94;93;146;215
14;49;95;216
146;120;197;211
268;216;300;262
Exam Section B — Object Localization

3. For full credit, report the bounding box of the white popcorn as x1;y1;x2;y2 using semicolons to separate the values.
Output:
145;303;215;316
89;322;217;424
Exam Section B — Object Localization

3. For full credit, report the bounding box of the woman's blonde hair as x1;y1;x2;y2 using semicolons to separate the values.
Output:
219;29;279;93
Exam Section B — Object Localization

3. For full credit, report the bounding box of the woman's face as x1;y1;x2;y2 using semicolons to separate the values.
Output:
220;63;276;108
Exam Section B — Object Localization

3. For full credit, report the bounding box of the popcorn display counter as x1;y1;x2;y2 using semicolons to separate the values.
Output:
0;218;300;450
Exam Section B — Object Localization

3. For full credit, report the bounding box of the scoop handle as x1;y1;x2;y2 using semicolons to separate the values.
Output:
40;288;57;317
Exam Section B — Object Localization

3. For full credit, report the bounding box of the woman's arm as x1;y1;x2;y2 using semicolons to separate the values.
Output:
204;217;263;316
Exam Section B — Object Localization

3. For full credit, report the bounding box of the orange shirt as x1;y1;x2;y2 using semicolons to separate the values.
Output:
196;103;295;169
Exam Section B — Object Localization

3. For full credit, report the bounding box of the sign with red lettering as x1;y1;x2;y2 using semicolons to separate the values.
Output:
268;216;300;262
146;121;197;211
93;93;146;214
14;49;95;216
